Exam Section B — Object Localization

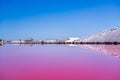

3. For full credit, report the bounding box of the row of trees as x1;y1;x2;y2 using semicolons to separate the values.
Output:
1;38;120;45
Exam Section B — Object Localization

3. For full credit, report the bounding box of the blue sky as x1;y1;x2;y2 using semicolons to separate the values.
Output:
0;0;120;40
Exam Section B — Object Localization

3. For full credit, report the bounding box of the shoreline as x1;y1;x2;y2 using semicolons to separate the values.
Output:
1;42;120;45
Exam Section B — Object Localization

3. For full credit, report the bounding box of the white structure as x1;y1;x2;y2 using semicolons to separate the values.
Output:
65;37;80;42
11;40;25;44
44;40;57;43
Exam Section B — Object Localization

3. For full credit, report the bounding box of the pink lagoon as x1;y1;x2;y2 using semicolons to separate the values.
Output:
0;44;120;80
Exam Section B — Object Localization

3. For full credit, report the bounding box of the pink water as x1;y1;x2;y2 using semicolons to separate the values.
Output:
0;44;120;80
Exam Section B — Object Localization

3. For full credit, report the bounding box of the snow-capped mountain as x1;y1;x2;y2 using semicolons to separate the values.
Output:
75;27;120;42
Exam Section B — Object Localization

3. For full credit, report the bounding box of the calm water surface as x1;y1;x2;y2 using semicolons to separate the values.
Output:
0;44;120;80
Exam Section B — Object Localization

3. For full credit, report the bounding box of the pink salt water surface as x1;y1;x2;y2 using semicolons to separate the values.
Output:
0;44;120;80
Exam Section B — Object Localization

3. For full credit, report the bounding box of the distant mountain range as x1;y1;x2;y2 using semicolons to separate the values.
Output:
65;27;120;42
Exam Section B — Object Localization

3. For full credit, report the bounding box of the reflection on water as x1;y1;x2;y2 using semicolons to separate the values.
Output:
0;44;120;80
68;44;120;58
0;44;4;46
